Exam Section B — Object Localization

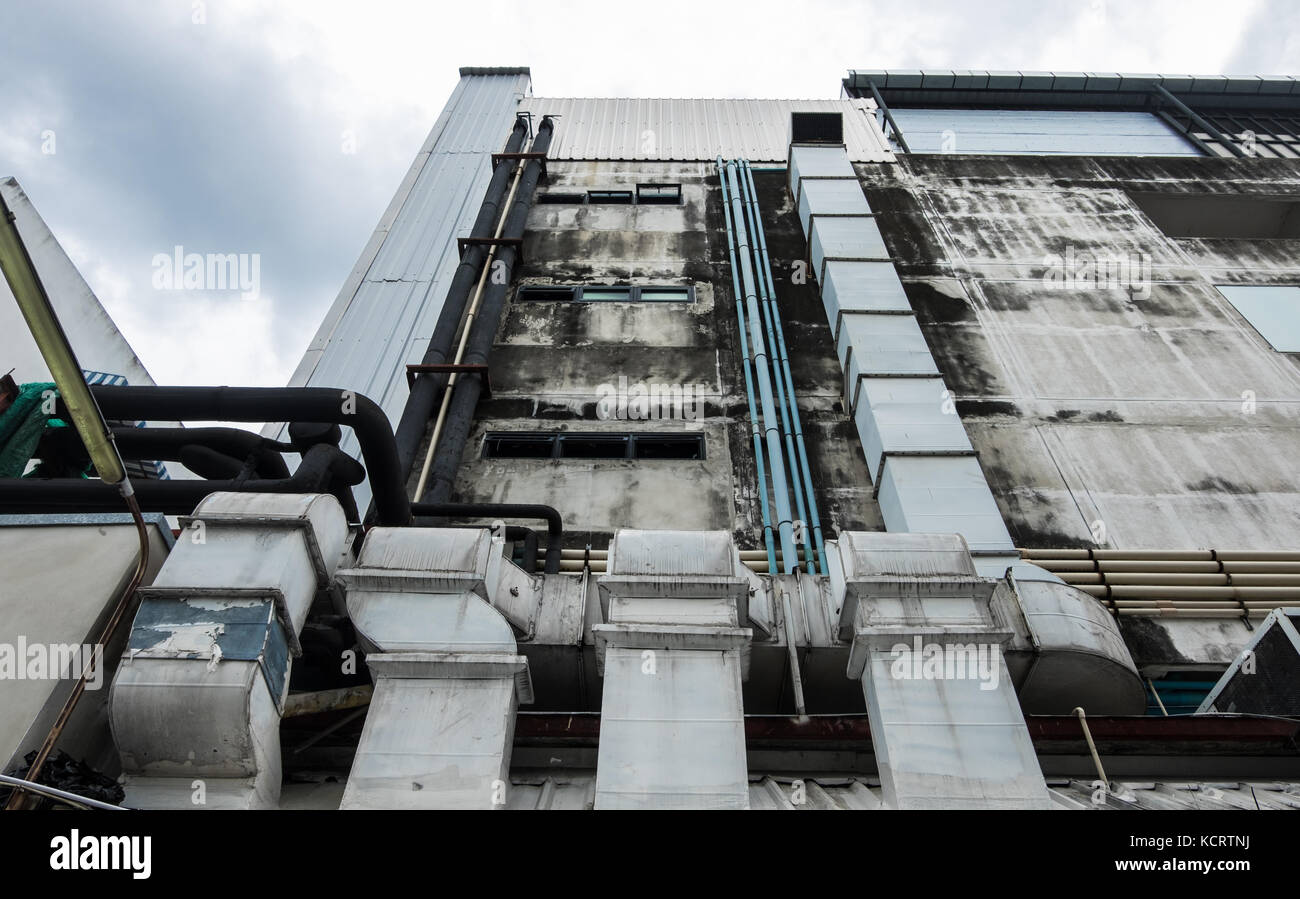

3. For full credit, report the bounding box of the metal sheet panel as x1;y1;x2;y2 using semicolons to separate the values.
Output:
518;98;894;163
1216;285;1300;352
888;108;1202;156
594;646;748;809
822;261;913;341
876;455;1015;553
797;177;873;232
275;71;532;513
788;145;860;196
838;313;939;384
810;216;891;282
851;378;973;480
1;178;157;389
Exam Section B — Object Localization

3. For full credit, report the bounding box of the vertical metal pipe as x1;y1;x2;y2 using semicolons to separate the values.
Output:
724;161;797;572
423;119;554;506
780;589;808;720
718;157;777;575
734;161;813;575
740;160;828;575
391;117;531;482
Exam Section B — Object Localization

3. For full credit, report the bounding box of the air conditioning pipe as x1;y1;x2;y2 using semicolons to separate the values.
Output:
421;118;555;507
735;160;813;575
720;159;798;572
391;117;531;482
739;159;827;576
411;500;563;574
1020;548;1300;562
89;385;410;525
717;155;778;574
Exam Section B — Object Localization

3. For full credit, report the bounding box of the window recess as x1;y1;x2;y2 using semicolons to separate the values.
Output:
482;432;705;460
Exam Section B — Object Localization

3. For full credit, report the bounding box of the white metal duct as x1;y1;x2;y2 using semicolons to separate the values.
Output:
110;493;349;809
831;532;1053;809
337;527;533;809
592;529;755;809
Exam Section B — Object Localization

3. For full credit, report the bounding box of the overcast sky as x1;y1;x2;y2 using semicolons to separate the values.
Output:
2;0;1296;390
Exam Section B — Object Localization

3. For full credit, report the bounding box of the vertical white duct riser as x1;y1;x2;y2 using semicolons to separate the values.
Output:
791;138;1052;808
791;134;1144;720
109;493;348;809
337;528;532;809
593;530;755;809
832;532;1053;809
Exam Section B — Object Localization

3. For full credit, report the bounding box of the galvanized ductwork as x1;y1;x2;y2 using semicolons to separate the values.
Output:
336;527;534;809
109;492;350;809
830;531;1053;809
592;529;761;809
788;125;1143;718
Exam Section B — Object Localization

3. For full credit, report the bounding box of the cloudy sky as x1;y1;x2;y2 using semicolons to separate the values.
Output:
2;0;1296;389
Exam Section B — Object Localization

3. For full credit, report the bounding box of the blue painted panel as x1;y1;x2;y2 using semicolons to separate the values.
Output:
1216;285;1300;352
890;108;1202;156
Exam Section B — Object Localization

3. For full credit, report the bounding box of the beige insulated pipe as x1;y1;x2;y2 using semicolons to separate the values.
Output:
412;158;529;500
1059;572;1300;587
1032;559;1300;574
1076;584;1300;600
1020;549;1300;562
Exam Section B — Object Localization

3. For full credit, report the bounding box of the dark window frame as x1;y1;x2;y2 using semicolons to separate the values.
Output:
635;183;684;205
515;284;695;304
586;190;634;204
482;431;705;460
536;192;588;204
533;185;684;205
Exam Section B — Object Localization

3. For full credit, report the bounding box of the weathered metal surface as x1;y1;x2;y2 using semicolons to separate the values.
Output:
519;98;893;162
274;71;531;514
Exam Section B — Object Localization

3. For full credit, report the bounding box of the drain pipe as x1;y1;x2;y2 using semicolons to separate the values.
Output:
734;160;812;575
422;118;555;506
741;160;826;575
391;117;530;482
723;160;797;571
412;137;531;500
718;157;778;575
1073;707;1111;790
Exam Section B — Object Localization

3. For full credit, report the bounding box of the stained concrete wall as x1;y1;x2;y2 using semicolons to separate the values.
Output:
859;154;1300;670
446;161;882;550
862;154;1300;551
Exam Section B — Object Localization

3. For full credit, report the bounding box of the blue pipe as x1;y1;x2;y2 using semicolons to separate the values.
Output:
734;161;814;576
717;157;777;575
740;159;828;575
724;160;798;572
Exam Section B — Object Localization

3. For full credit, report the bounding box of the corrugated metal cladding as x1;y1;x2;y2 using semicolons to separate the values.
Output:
275;70;531;512
889;108;1202;156
517;98;895;162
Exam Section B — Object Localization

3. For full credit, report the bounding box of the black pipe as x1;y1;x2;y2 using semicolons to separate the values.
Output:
110;426;292;478
411;501;563;574
391;116;531;483
0;443;364;516
86;386;409;525
178;444;248;480
423;117;555;507
505;525;539;574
